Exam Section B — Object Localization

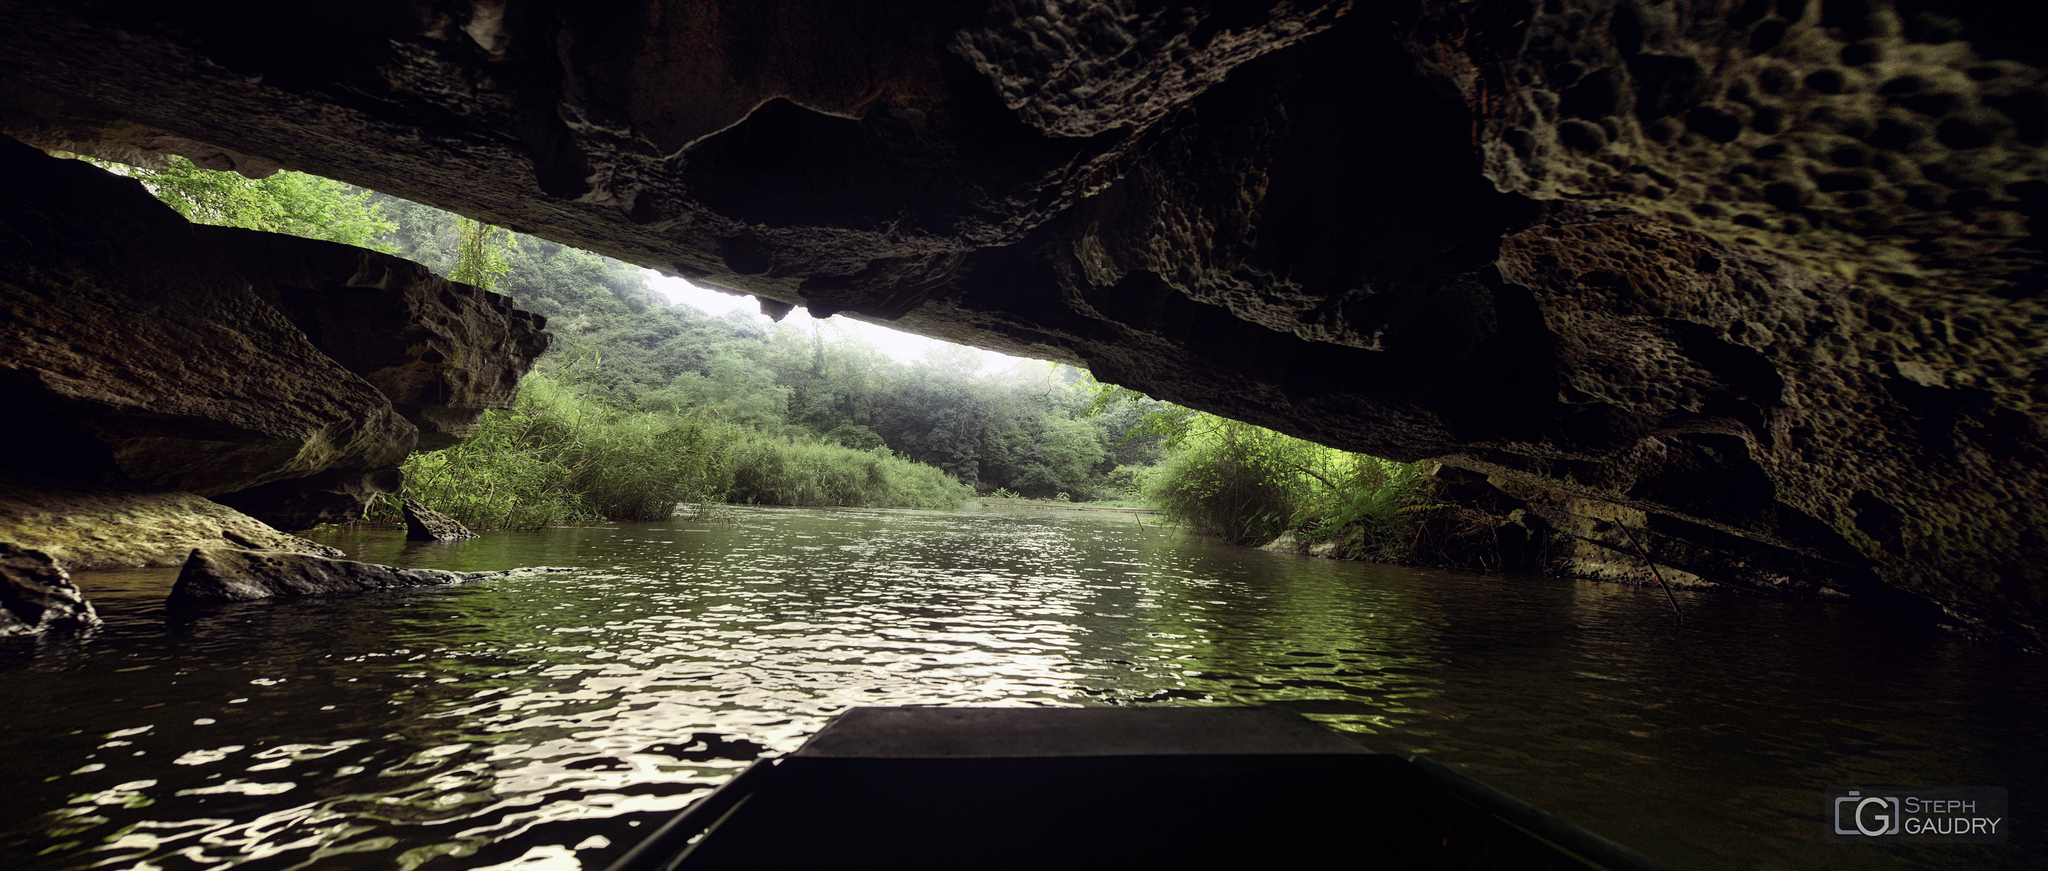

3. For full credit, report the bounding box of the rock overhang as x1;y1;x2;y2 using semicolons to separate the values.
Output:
0;0;2039;645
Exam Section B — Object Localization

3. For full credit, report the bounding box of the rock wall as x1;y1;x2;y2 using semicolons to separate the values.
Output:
0;137;416;515
197;226;551;451
0;2;2039;644
0;134;551;613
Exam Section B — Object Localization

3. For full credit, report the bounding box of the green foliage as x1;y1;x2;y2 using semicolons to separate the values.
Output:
1143;417;1317;545
1291;455;1436;561
1112;389;1437;559
90;156;396;250
101;156;1432;545
353;189;1174;513
719;434;967;509
397;373;729;529
448;217;514;292
400;370;968;530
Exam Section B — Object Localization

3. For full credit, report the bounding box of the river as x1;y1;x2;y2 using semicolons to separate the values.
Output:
1;505;2040;869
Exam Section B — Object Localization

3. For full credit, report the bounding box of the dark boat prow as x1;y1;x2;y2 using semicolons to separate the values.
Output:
605;706;1671;870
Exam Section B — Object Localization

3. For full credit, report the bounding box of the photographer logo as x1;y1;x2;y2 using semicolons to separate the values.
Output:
1826;787;2007;844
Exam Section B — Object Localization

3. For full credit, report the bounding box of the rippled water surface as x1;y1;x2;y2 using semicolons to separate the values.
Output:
2;505;2041;869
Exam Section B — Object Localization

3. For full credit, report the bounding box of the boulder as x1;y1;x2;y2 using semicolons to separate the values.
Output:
0;543;99;636
0;136;415;526
170;548;476;605
403;497;478;542
169;548;572;605
0;479;342;570
194;225;551;450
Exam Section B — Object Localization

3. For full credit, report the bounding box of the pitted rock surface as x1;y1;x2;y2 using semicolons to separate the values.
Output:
1462;0;2048;299
0;2;2042;643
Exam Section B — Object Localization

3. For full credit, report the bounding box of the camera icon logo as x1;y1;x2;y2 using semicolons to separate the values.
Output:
1834;791;1902;837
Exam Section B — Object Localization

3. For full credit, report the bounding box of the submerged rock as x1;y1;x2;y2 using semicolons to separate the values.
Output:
0;544;99;636
169;548;572;605
402;498;478;543
171;548;476;605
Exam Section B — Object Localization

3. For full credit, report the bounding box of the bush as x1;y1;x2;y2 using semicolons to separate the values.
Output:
396;372;969;530
1292;456;1436;562
720;432;966;509
1142;415;1434;557
396;373;727;529
1144;419;1313;545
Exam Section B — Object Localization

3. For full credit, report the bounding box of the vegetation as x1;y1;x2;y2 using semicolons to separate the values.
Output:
398;370;966;530
448;217;514;292
90;152;1451;564
89;155;396;250
1095;392;1440;561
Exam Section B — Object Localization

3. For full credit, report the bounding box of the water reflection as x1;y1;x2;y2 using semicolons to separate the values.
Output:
0;506;2040;870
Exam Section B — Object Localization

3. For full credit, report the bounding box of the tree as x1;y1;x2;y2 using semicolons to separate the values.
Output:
449;217;514;292
90;156;397;250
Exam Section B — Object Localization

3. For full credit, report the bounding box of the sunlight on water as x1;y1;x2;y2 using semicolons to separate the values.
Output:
2;506;2041;870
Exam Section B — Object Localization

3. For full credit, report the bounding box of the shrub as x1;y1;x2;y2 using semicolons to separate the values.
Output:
1144;418;1313;545
396;372;969;530
1142;414;1434;557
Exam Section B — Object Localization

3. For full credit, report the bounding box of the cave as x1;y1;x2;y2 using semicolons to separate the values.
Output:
9;0;2038;645
2;2;2044;866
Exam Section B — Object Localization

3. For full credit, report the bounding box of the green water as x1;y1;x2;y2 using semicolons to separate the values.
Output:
1;505;2039;869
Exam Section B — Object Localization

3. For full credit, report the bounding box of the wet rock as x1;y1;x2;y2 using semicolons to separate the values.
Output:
0;543;99;636
170;548;476;605
403;498;478;543
0;479;342;570
169;548;574;605
194;226;551;451
1258;532;1300;552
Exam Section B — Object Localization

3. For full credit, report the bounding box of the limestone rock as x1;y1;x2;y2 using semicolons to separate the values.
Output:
211;467;407;532
0;136;415;526
169;548;573;605
194;226;551;450
1;88;282;177
403;498;478;542
0;543;99;636
1258;532;1299;553
170;548;477;605
0;480;342;570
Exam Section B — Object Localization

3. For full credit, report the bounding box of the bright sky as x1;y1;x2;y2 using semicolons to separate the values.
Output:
646;272;1031;375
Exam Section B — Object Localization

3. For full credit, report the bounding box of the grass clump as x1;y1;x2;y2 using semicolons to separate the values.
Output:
1138;413;1437;560
394;372;969;530
720;430;971;509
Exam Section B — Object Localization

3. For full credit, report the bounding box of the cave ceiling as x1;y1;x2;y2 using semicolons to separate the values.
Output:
1;0;2043;645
